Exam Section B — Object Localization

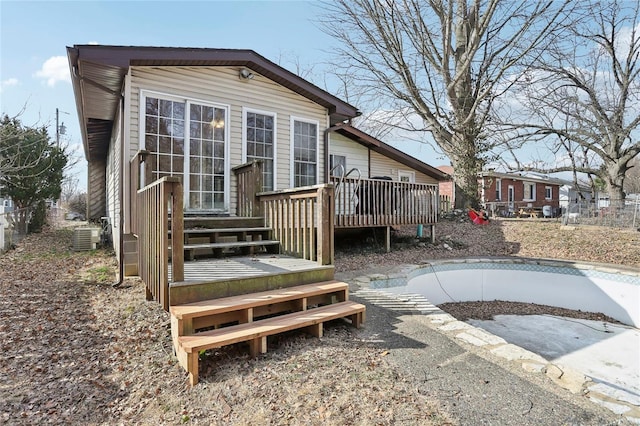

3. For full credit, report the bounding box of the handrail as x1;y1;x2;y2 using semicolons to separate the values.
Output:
343;168;361;203
233;160;263;218
258;184;334;265
130;150;184;312
329;163;346;199
330;176;438;227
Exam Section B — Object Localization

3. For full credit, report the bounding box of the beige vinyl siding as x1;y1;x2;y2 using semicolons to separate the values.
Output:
129;66;329;213
370;151;438;184
328;133;370;178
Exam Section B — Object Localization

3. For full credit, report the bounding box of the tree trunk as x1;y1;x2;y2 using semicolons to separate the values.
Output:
604;165;627;209
447;132;482;209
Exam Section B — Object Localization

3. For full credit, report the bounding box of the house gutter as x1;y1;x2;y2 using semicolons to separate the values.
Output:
112;91;126;288
323;127;330;183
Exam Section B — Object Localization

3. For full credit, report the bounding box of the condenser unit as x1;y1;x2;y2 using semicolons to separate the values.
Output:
73;227;100;251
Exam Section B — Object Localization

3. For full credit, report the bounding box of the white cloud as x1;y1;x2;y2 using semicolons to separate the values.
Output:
88;41;99;45
0;77;19;92
34;56;70;87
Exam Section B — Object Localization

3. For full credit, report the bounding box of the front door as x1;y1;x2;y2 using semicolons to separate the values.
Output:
143;94;229;213
508;185;515;212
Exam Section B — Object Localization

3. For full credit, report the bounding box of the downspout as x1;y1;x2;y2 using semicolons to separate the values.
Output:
324;127;330;184
112;93;126;288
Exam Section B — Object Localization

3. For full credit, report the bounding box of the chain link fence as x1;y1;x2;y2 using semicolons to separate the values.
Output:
0;207;31;252
563;198;640;229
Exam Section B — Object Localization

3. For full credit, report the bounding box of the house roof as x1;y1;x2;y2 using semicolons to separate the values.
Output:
329;123;450;181
67;45;361;161
478;170;565;186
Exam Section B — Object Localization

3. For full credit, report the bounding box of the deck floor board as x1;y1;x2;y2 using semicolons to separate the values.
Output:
169;254;322;283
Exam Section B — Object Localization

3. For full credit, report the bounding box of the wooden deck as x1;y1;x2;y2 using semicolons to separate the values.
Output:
168;254;336;306
169;254;324;283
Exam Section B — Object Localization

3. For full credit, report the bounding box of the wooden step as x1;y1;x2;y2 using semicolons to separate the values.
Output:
170;280;348;331
169;265;337;305
178;301;365;385
184;240;279;250
182;216;265;228
176;239;280;260
182;227;271;234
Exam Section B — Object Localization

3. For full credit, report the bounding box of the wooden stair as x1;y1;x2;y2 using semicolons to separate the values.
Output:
171;216;280;260
170;280;365;385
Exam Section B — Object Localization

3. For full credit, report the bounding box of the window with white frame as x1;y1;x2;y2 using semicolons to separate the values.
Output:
523;182;536;201
495;179;502;201
144;96;185;182
545;186;553;200
291;118;318;187
330;154;346;177
398;170;415;183
142;92;228;211
244;109;275;191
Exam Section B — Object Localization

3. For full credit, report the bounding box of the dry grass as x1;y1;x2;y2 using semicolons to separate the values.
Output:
0;226;452;425
1;218;637;424
334;218;640;273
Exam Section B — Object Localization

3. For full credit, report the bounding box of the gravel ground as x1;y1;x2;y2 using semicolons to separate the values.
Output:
1;218;637;425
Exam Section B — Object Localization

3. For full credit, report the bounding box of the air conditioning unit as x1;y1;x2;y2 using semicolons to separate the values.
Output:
73;227;100;251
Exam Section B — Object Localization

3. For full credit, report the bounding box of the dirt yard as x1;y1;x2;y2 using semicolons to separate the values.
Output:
0;219;637;425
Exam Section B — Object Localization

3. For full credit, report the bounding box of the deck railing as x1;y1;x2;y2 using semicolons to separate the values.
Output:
232;160;263;218
439;195;452;213
330;177;439;227
258;184;334;266
130;152;184;311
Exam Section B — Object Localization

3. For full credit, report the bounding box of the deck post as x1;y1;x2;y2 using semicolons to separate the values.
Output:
170;180;184;283
385;226;391;253
430;224;436;243
317;185;335;265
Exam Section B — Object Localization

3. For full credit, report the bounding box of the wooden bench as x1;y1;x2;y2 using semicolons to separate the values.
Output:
178;301;365;385
516;208;542;219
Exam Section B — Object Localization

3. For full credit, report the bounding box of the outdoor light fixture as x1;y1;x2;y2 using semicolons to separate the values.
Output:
239;68;254;80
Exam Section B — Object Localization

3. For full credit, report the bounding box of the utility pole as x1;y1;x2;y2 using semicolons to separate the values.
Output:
55;108;67;147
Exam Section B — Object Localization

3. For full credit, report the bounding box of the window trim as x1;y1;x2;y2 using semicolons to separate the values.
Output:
289;116;320;187
495;178;502;201
242;107;278;191
398;170;415;183
523;181;536;202
139;89;231;212
329;154;347;177
545;185;553;200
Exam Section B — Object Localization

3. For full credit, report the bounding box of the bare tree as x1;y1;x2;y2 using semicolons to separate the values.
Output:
318;0;570;207
625;156;640;195
500;0;640;208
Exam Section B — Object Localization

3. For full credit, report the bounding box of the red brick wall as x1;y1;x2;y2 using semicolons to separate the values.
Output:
437;165;454;209
479;176;559;208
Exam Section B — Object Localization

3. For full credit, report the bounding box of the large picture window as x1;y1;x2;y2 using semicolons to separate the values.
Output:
142;92;228;211
244;109;275;191
291;118;318;187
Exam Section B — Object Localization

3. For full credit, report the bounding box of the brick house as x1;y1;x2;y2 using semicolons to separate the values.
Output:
478;171;563;217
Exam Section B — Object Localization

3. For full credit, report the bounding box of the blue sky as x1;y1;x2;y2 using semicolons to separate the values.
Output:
2;1;442;191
